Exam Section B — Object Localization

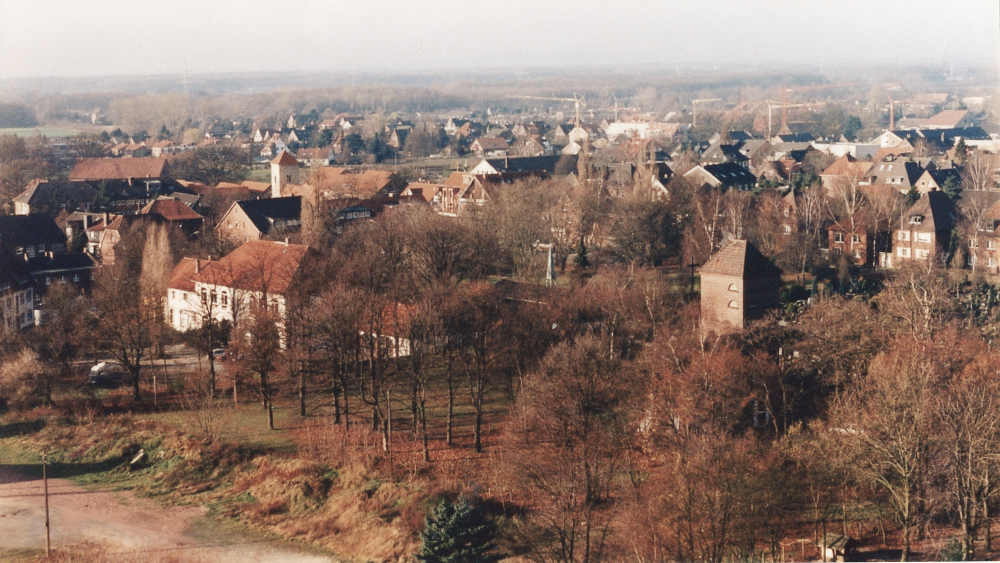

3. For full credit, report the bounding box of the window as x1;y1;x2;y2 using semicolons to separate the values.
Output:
783;208;790;217
971;239;980;248
910;215;923;224
73;274;79;283
782;225;792;234
833;232;845;243
916;249;930;260
899;231;910;241
728;283;739;292
852;234;860;243
728;300;739;309
222;292;228;308
201;289;207;303
26;246;35;258
989;258;997;267
171;291;176;299
38;245;44;253
898;247;911;258
853;249;862;259
45;277;51;285
917;233;932;243
990;240;997;250
833;247;842;256
969;255;978;266
210;290;217;304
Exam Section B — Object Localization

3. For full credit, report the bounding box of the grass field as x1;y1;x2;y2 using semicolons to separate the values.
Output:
0;127;82;138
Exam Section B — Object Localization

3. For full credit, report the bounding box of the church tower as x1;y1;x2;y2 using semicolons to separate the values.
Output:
270;151;300;198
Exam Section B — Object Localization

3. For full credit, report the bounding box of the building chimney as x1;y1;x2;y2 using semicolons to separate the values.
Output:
195;259;200;274
83;214;89;229
284;237;289;246
104;212;109;225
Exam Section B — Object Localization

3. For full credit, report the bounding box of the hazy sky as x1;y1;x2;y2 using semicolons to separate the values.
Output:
0;0;997;78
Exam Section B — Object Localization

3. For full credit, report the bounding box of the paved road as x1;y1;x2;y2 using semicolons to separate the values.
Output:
0;467;335;562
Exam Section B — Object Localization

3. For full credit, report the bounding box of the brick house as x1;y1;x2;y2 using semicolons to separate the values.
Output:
699;239;783;334
216;197;302;244
890;191;956;266
828;211;881;266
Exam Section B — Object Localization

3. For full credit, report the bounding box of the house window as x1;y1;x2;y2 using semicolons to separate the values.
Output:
73;274;79;283
26;246;35;258
916;249;930;260
989;258;997;267
969;254;978;266
210;290;217;304
852;234;860;243
917;233;932;243
910;215;923;224
201;289;207;303
45;277;51;285
853;249;862;259
222;292;228;308
971;239;980;248
898;247;911;258
833;247;842;256
171;291;176;299
782;225;791;234
728;283;739;292
728;300;739;309
899;231;910;241
833;232;845;243
990;240;997;250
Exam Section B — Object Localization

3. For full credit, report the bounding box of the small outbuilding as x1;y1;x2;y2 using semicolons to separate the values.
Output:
818;533;857;562
699;239;782;335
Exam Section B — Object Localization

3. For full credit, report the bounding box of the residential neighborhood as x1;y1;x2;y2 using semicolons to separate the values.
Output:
3;3;1000;560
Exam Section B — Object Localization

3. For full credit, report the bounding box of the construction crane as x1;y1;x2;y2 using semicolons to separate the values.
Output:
765;100;827;139
506;93;586;126
776;83;859;134
691;98;722;129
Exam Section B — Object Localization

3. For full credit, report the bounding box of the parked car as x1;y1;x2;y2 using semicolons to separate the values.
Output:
87;361;128;387
212;348;226;360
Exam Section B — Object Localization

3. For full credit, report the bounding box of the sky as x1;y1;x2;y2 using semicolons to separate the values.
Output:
0;0;997;79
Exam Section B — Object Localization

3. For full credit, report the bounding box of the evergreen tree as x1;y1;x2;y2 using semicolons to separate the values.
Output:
905;185;920;206
955;137;968;165
574;237;590;269
417;496;500;563
943;175;962;201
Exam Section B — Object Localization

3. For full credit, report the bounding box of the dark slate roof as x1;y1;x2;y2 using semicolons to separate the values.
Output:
235;196;302;235
14;180;98;211
927;167;963;188
904;191;956;233
26;252;97;276
0;215;67;248
703;162;758;187
728;130;755;143
773;132;814;143
483;155;575;174
0;248;35;292
701;143;749;164
699;239;783;279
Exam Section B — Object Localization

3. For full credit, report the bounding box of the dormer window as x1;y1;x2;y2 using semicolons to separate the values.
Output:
910;215;923;224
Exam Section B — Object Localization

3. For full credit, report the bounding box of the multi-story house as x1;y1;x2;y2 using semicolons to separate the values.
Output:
890;191;956;266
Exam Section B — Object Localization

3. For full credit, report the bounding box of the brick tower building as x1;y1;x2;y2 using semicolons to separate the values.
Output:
699;239;782;334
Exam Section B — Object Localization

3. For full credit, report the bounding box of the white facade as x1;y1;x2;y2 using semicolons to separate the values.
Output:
1;286;34;331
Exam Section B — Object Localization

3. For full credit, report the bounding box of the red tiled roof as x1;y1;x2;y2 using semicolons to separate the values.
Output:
192;240;312;295
272;151;299;166
69;157;168;180
167;257;200;292
140;199;203;221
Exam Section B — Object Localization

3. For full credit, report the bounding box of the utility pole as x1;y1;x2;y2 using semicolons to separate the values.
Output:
43;450;50;557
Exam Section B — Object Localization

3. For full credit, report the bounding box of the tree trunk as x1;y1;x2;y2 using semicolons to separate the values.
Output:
333;379;341;424
473;403;483;453
208;355;217;399
268;400;274;430
131;365;141;401
299;365;306;417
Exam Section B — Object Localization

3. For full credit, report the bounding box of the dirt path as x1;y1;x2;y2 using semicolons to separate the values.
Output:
0;467;335;562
